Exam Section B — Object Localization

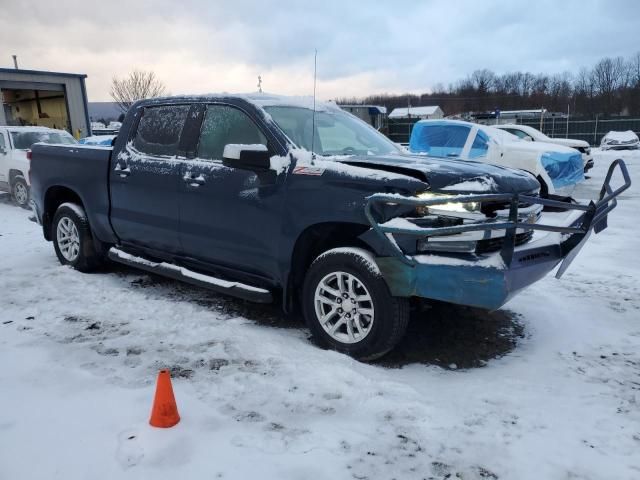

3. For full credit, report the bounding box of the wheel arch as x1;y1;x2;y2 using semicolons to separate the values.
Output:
8;169;26;184
42;186;85;241
284;221;371;313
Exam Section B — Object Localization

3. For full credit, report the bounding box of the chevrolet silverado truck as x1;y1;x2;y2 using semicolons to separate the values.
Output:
29;94;630;360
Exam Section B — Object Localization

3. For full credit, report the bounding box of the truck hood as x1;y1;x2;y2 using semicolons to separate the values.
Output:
341;153;539;194
502;139;578;155
543;137;589;148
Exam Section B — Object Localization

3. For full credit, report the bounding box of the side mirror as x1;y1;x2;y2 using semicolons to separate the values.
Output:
523;136;533;142
223;144;270;170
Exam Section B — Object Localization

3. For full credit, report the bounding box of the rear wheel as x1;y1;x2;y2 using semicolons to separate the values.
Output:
52;203;104;272
302;248;409;360
11;176;29;208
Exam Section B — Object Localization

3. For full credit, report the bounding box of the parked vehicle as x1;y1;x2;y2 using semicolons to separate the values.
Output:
600;130;640;150
408;120;585;197
29;94;630;359
495;124;593;172
0;126;77;207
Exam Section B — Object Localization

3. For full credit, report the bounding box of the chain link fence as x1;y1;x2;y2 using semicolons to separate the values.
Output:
386;117;640;146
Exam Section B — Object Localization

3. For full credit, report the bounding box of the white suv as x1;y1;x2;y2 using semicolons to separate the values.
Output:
0;126;77;207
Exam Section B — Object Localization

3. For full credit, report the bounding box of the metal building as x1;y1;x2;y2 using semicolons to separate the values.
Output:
339;104;387;130
0;68;90;138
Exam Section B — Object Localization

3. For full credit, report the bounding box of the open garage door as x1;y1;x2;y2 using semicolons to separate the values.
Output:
1;85;71;132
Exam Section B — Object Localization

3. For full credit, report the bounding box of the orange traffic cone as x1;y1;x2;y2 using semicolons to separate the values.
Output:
149;370;180;428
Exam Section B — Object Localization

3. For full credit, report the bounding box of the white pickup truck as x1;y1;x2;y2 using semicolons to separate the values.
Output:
0;126;77;207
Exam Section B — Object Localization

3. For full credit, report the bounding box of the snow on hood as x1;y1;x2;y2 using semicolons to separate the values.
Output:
545;137;589;148
342;153;539;194
501;138;579;155
440;176;499;192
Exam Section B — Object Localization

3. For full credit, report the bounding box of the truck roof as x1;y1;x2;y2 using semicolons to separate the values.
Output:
1;126;60;132
139;92;342;113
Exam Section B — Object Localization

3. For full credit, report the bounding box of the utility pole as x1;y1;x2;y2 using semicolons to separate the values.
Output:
539;106;544;131
566;103;570;139
257;75;262;93
12;55;18;69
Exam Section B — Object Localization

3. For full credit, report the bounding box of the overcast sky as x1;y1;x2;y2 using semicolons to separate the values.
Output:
2;0;639;102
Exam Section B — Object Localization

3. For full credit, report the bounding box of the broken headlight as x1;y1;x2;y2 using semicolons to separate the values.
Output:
414;192;481;216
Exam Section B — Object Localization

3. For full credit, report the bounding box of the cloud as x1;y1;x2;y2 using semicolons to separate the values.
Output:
1;0;639;101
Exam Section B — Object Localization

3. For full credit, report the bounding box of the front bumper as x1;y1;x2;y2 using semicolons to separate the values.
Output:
365;160;631;310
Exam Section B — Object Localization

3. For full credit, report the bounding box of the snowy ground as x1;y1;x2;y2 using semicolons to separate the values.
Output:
1;149;639;480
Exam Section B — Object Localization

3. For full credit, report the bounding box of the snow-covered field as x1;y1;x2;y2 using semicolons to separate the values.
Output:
1;149;638;480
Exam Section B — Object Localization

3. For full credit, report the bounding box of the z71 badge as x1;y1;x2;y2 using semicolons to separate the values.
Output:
293;165;325;176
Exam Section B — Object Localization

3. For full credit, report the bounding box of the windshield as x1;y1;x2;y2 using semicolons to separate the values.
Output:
10;130;77;149
264;106;400;156
484;126;520;143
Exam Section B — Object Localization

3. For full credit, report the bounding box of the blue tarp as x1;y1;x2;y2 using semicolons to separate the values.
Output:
540;152;585;188
409;122;470;158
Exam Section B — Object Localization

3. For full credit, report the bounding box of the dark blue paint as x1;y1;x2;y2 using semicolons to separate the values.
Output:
29;94;615;309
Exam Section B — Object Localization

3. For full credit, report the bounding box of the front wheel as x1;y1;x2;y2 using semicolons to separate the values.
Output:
302;248;409;360
52;203;104;272
11;176;29;208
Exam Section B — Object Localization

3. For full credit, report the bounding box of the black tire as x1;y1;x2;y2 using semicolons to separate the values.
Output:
52;203;104;272
302;248;409;361
11;175;30;208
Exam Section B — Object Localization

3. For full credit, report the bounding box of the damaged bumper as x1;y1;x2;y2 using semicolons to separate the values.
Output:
365;160;631;310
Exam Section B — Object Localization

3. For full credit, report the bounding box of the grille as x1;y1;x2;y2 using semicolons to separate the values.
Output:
475;230;534;254
481;197;536;218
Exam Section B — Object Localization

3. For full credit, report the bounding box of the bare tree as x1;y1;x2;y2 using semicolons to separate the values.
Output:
628;52;640;87
110;70;168;113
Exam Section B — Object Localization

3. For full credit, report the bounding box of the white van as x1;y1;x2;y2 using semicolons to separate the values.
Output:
0;126;77;206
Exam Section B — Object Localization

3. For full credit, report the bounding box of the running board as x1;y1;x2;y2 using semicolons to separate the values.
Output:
108;247;273;303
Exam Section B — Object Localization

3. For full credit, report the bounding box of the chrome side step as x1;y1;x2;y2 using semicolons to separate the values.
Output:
108;247;272;303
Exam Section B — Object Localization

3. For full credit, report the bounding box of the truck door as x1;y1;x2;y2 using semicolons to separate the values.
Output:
109;104;190;254
178;103;284;279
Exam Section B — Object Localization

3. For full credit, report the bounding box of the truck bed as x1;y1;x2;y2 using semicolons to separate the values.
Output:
29;143;115;243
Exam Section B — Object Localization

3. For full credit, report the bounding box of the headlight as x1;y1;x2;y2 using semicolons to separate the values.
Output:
415;192;481;216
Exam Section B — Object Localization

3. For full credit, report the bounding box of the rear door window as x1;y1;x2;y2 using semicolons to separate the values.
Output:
411;124;471;158
197;105;267;160
133;105;190;157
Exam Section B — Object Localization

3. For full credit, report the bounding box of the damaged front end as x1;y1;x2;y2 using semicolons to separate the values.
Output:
362;160;631;310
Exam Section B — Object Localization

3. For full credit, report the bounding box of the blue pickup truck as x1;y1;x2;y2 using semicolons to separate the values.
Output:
28;94;630;359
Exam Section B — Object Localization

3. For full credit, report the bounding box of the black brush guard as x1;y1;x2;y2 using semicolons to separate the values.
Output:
364;160;631;278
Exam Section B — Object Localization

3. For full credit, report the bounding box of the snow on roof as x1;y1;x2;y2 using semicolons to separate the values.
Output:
242;93;341;112
145;92;341;113
388;106;441;118
602;130;639;142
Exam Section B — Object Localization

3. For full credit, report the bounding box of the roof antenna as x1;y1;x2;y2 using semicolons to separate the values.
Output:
310;49;317;165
